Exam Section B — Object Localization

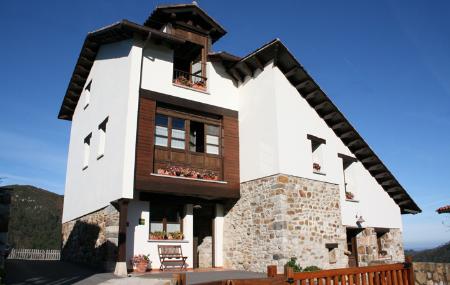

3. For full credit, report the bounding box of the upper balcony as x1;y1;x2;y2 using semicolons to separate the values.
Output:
134;94;240;200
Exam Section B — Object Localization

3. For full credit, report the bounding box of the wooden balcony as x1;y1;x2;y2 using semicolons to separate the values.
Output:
134;90;240;200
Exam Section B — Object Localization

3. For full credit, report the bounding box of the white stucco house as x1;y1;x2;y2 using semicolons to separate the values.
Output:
58;3;420;275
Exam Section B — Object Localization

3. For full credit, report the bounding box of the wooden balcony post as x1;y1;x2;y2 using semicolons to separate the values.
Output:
404;256;415;285
267;265;277;277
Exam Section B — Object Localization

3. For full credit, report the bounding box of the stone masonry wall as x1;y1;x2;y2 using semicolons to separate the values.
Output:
223;174;348;273
61;204;119;271
413;262;450;285
356;228;404;266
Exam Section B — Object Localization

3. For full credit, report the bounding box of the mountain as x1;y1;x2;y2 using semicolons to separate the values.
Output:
1;185;63;249
405;242;450;263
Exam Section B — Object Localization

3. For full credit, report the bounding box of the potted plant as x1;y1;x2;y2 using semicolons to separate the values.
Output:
132;254;150;273
313;163;321;172
168;231;184;240
149;231;166;240
175;75;191;87
345;191;354;200
192;80;206;91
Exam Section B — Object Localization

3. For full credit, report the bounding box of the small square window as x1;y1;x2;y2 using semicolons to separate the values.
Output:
83;133;92;170
97;117;108;159
307;134;326;174
84;81;92;110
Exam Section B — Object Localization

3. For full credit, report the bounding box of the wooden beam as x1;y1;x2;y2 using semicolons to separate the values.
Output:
295;80;311;89
253;55;264;70
117;199;129;262
230;68;243;82
284;66;298;77
339;130;355;139
304;90;319;100
398;200;410;206
375;172;390;179
314;101;330;111
392;193;406;199
323;111;338;120
361;156;376;163
347;139;362;148
368;164;384;171
353;146;368;155
332;121;347;130
381;179;395;186
273;44;279;67
239;62;253;77
386;186;402;193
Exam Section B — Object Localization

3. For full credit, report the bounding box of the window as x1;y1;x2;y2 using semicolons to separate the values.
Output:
171;118;185;149
190;121;205;152
83;133;92;170
84;80;92;109
173;44;207;91
206;125;220;155
149;203;183;235
97;117;108;159
339;154;357;200
155;112;221;154
155;114;169;147
375;228;389;257
307;134;326;174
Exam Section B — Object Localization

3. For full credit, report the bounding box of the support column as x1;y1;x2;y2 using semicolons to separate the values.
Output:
114;199;129;276
214;203;224;267
184;204;194;268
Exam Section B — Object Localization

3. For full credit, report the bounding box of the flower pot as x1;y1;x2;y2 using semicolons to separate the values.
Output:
135;261;148;273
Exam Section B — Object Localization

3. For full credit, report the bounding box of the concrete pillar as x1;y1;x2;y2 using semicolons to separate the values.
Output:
184;204;194;268
214;203;224;267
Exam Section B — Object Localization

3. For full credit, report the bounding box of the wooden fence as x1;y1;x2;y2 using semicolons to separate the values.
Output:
174;258;415;285
8;248;60;260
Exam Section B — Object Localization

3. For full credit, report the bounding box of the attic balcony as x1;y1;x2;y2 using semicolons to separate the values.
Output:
173;69;207;92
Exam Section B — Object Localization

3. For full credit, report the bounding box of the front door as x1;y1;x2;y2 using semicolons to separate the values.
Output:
346;228;360;267
193;204;214;268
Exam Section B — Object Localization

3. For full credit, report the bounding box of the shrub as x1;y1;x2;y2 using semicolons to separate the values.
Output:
285;257;302;272
303;265;322;272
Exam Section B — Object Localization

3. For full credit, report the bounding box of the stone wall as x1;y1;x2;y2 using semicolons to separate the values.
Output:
198;236;213;268
413;262;450;285
356;228;404;266
61;204;119;271
223;174;348;273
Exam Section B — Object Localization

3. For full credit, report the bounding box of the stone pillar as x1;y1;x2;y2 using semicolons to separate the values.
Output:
214;204;224;267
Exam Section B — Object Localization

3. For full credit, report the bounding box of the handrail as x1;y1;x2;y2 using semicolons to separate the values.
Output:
173;69;207;90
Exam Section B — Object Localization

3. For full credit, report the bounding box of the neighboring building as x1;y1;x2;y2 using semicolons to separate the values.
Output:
0;187;12;270
58;3;421;275
436;205;450;214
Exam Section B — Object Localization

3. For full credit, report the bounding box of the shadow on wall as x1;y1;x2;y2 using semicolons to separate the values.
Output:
61;221;117;271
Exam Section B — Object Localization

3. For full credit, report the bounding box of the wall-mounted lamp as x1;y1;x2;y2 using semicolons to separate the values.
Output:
356;215;365;225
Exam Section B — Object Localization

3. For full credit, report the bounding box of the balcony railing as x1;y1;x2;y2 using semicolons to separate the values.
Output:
173;69;207;91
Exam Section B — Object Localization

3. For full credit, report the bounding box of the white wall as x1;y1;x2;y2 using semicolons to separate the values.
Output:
63;39;141;222
238;63;403;229
140;42;239;111
126;201;194;270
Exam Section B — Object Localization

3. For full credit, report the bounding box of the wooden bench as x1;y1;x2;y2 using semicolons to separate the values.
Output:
158;245;188;271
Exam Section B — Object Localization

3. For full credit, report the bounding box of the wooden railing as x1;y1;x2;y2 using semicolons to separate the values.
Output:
174;258;415;285
285;261;414;285
8;248;60;260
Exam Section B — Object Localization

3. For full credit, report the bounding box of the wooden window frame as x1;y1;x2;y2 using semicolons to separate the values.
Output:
149;204;184;234
155;107;222;157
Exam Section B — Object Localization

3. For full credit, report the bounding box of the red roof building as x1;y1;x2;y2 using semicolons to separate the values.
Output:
436;205;450;214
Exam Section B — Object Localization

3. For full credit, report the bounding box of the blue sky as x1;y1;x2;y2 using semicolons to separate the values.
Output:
0;0;449;250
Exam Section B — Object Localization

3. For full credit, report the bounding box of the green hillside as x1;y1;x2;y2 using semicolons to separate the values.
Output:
2;185;63;249
405;242;450;263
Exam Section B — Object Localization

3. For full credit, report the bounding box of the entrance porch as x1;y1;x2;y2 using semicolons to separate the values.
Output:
125;195;225;272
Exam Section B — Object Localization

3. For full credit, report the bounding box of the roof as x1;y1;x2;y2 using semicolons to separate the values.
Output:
58;20;186;120
224;39;421;214
437;205;450;214
143;3;226;43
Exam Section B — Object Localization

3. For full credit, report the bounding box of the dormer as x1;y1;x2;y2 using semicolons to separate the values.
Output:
144;3;227;92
